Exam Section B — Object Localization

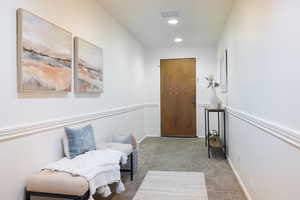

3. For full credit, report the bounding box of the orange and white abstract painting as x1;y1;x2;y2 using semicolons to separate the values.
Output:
17;9;72;92
74;37;103;93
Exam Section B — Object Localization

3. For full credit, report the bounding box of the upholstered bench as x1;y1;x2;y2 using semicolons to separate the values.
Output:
26;143;134;200
26;169;90;200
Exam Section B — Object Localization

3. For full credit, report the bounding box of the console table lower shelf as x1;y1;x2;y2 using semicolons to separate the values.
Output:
204;107;227;159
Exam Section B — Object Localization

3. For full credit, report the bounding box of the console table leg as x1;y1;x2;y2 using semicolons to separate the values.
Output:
25;191;30;200
207;112;210;159
223;112;227;159
205;108;207;146
130;153;133;181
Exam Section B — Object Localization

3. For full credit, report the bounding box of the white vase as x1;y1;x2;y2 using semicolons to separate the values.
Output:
210;88;222;108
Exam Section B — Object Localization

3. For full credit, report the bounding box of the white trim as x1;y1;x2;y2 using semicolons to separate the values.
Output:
0;104;145;141
140;135;201;142
137;135;160;144
146;134;160;138
196;57;200;139
227;107;300;149
227;157;252;200
137;135;147;144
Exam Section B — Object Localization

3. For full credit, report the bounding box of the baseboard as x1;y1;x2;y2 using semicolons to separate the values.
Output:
137;135;147;144
227;157;252;200
137;134;160;144
138;135;203;143
146;134;160;138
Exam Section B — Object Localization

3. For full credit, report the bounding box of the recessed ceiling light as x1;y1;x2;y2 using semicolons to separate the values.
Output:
174;37;183;43
168;18;178;25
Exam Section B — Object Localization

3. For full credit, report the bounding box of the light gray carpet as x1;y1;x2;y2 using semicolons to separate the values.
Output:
95;137;247;200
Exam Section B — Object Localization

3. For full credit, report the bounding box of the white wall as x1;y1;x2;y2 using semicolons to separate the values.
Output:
218;0;300;199
0;0;146;199
3;0;145;128
144;46;219;137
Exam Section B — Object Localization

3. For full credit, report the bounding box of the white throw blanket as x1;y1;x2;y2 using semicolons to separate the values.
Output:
43;149;128;199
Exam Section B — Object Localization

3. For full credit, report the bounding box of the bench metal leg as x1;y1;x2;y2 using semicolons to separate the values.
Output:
25;190;30;200
130;153;133;181
120;152;134;181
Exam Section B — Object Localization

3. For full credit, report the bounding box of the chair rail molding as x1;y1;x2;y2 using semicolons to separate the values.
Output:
227;107;300;149
0;104;146;141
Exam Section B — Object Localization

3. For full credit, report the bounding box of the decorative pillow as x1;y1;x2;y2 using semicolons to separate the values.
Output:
112;133;137;149
62;134;71;158
130;135;137;149
64;124;96;159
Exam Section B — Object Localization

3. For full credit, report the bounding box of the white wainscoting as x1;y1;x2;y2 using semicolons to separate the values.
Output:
227;157;252;200
227;107;300;149
0;104;146;141
141;104;300;148
226;107;300;200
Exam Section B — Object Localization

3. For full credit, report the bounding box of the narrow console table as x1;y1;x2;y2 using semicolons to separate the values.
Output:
204;107;227;159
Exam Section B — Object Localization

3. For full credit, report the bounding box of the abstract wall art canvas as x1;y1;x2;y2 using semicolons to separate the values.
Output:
17;9;72;93
74;37;103;93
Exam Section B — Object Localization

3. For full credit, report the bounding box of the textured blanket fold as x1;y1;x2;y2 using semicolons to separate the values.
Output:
43;149;127;199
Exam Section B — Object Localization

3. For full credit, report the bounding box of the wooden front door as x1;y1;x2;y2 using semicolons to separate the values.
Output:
161;58;197;137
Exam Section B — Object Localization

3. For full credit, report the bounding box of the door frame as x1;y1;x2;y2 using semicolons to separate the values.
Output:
160;57;200;137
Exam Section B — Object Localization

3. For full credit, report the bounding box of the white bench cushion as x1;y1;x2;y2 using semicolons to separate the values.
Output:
26;169;88;196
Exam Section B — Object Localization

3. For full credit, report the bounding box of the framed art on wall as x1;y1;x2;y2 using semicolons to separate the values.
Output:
74;37;103;93
17;8;72;93
220;49;228;93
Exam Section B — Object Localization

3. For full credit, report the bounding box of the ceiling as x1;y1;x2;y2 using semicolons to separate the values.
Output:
98;0;233;49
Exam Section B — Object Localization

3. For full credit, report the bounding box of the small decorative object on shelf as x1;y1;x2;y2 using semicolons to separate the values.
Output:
204;107;227;159
209;134;223;148
205;75;222;108
210;130;218;136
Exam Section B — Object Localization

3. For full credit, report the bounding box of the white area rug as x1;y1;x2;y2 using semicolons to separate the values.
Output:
133;171;208;200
